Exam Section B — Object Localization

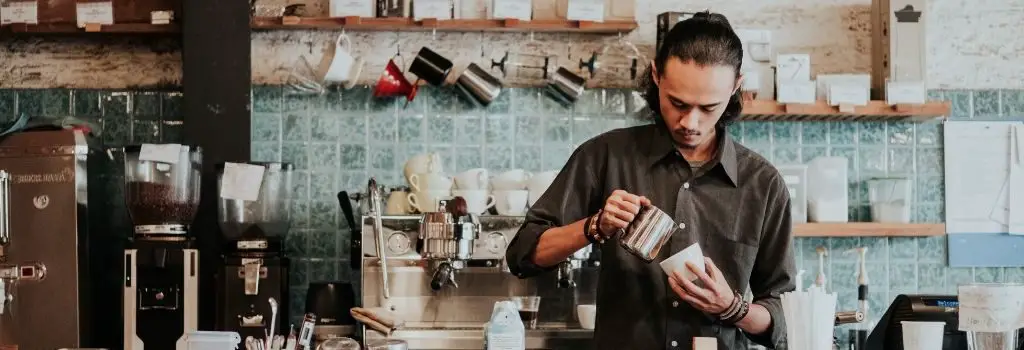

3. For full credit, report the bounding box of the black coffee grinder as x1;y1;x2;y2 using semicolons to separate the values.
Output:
122;144;203;350
214;162;293;340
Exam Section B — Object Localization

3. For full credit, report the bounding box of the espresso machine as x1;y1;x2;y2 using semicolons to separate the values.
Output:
122;144;202;350
0;129;122;349
214;162;293;340
358;179;599;349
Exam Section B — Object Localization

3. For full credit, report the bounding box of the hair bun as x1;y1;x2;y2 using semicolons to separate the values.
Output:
690;11;732;27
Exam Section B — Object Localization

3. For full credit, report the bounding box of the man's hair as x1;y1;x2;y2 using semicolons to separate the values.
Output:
638;11;745;128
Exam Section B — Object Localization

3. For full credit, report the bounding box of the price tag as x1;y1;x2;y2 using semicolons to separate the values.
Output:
490;0;530;20
1;1;38;25
776;80;816;104
329;0;374;17
76;1;114;28
219;162;265;202
139;143;182;164
958;284;1024;332
886;81;927;105
827;84;869;107
565;0;604;21
412;0;452;20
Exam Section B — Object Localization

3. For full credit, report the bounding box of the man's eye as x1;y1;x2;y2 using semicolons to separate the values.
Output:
700;106;716;113
672;102;690;109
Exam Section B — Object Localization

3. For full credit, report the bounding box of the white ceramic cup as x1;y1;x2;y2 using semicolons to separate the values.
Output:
659;243;705;282
492;169;532;191
404;152;443;184
577;305;596;330
409;173;453;192
454;168;489;190
526;170;558;206
407;190;451;213
453;189;495;214
321;33;365;87
494;190;529;216
385;190;410;215
900;321;945;350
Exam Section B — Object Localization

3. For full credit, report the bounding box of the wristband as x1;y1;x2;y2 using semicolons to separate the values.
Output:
588;211;605;244
583;214;600;244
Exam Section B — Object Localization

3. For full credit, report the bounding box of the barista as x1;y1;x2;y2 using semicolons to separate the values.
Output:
504;11;797;350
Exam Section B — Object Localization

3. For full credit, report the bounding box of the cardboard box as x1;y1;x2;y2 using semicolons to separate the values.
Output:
872;0;928;99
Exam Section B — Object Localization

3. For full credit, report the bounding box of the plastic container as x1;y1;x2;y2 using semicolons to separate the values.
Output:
901;321;945;350
181;331;241;350
868;177;912;223
217;162;295;241
576;305;596;330
807;157;849;222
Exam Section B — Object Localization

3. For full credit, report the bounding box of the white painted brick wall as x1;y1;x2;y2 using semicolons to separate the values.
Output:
0;0;1021;89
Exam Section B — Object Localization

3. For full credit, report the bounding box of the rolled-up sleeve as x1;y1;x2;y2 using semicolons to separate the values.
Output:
505;144;600;279
744;174;797;347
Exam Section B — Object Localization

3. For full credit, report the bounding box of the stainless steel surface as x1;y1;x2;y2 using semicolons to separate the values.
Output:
0;170;9;247
359;215;597;350
834;310;865;325
544;67;586;104
367;178;390;300
364;328;593;350
557;245;594;289
0;130;117;349
619;205;678;263
366;338;408;350
455;63;503;106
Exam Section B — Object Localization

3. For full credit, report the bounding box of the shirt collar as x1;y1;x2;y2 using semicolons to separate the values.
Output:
644;123;740;187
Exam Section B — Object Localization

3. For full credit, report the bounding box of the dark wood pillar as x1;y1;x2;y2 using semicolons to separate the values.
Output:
181;0;251;330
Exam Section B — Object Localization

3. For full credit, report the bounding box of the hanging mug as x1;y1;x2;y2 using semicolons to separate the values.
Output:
409;47;454;86
322;33;365;88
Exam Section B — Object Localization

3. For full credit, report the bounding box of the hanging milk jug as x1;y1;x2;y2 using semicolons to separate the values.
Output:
483;300;526;350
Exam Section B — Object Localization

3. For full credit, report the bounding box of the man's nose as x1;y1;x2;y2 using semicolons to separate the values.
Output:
679;110;700;130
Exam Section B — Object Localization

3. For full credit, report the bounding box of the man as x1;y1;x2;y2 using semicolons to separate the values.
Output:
504;12;797;350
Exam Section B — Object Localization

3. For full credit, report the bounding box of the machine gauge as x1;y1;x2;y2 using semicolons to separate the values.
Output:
387;233;411;254
486;232;508;254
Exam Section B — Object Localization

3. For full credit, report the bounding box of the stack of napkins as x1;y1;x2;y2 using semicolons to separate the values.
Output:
780;286;837;350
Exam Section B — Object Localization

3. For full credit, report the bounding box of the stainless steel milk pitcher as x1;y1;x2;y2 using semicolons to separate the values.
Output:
618;205;679;262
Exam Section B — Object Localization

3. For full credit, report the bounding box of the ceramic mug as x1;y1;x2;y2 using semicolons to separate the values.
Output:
409;173;453;192
407;190;451;213
385;190;410;215
453;189;495;215
404;152;443;184
494;190;529;216
527;170;558;206
492;169;532;191
322;33;365;88
454;168;489;190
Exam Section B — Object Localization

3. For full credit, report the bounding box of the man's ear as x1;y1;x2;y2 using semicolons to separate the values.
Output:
733;74;745;95
651;60;660;87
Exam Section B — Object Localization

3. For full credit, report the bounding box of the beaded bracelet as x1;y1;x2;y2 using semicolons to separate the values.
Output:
583;213;600;244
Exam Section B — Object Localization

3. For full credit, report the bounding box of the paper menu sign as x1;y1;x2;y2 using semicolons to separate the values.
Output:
76;1;114;28
412;0;452;20
565;0;604;22
1;1;38;25
827;84;869;107
329;0;374;17
139;143;182;164
219;162;265;202
490;0;530;20
958;284;1024;332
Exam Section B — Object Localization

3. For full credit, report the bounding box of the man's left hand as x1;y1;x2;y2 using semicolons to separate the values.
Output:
668;257;735;315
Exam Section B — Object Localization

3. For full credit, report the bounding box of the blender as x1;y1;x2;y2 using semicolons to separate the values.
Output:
213;162;293;341
122;143;203;350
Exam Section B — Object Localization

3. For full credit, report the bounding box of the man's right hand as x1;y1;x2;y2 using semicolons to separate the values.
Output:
597;190;651;239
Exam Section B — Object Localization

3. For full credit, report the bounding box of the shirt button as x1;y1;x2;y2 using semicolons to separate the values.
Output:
683;182;690;189
672;301;679;307
678;222;686;230
671;340;678;347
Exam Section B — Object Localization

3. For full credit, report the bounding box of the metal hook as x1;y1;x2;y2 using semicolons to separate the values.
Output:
341;28;346;37
529;31;535;42
479;31;486;58
394;32;402;57
432;28;437;40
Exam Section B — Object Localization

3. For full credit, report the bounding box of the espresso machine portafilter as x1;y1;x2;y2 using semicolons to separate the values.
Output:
419;197;479;291
556;245;594;289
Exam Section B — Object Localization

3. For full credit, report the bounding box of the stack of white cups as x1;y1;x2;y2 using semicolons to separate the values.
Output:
404;153;451;213
491;170;531;216
453;168;495;214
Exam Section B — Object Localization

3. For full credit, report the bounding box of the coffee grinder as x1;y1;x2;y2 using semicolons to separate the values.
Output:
122;144;203;350
214;162;293;340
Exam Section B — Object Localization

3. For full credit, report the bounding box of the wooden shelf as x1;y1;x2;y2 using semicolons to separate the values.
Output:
740;100;950;122
1;23;179;34
793;223;946;237
251;16;638;34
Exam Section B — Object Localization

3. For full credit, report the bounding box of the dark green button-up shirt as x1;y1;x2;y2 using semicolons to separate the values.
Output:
506;122;797;350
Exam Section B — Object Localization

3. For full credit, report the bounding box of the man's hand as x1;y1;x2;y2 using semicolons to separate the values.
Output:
668;257;736;315
597;190;651;239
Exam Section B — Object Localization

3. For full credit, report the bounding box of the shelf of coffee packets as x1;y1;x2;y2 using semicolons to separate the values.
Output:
0;22;179;34
250;16;638;34
793;223;946;237
739;100;950;122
